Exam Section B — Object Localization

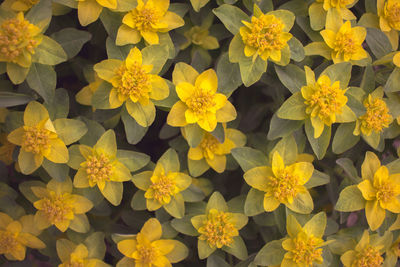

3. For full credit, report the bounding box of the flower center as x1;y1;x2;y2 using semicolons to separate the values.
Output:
0;231;19;255
198;209;237;248
289;233;323;266
333;32;357;56
116;63;151;102
385;2;400;29
85;154;113;186
136;243;157;264
186;89;215;115
353;246;383;267
200;134;220;159
241;14;286;53
132;7;160;32
268;168;300;202
303;78;347;124
0;16;39;63
22;126;52;154
149;174;176;204
39;193;73;224
375;180;395;203
359;97;391;134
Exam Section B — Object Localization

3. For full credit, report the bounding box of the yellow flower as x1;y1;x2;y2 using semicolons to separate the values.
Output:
117;218;188;266
31;177;93;232
354;94;393;137
239;7;293;62
186;126;246;173
1;0;39;12
75;0;117;26
167;64;237;132
281;214;327;267
116;0;184;45
317;0;357;10
357;152;400;230
244;151;314;213
132;149;191;216
341;231;386;267
0;212;45;261
191;192;248;259
73;130;133;206
0;12;42;68
7;101;69;174
181;26;219;50
378;0;400;32
57;240;107;267
321;20;368;63
94;47;169;127
301;67;355;138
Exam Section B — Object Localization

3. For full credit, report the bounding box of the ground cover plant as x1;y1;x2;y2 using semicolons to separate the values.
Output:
2;0;400;266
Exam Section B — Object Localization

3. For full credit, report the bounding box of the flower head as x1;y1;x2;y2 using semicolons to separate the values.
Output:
0;213;45;261
7;101;69;174
117;218;188;266
116;0;184;45
0;12;42;68
31;177;93;232
318;0;357;10
187;126;246;174
94;47;169;127
321;20;368;63
378;0;400;32
239;7;293;61
73;130;133;206
132;149;191;217
355;94;392;137
244;151;314;213
191;192;248;259
356;152;400;230
167;64;236;132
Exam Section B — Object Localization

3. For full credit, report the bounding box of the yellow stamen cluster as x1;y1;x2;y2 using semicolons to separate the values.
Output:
384;1;400;30
352;246;383;267
132;7;160;32
198;209;237;248
304;80;346;124
375;180;395;203
85;154;112;186
22;126;51;154
200;134;220;159
149;174;176;203
116;63;151;102
289;234;323;266
0;17;39;62
0;231;18;255
268;169;299;203
40;193;73;224
359;97;391;135
186;89;215;115
333;32;357;58
242;15;286;53
135;243;157;264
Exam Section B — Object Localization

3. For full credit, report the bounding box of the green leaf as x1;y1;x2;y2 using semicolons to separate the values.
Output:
207;253;230;267
91;82;113;109
239;56;268;87
332;123;359;154
44;88;69;120
106;37;133;60
141;45;169;74
85;232;106;259
268;113;303;140
222;236;248;260
213;4;250;35
42;159;69;182
69;214;90;233
288;37;305;62
102;181;123;206
336;158;362;183
274;64;306;93
121;107;148;145
164;194;185;218
181;184;206;203
270;135;298;165
26;63;56;103
33;36;67;65
217;53;242;96
206;192;228;213
198;239;216;259
51;28;91;59
365;28;393;59
320;62;352;88
244;188;265;216
305;120;331;160
26;0;52;29
100;9;124;40
254;240;285;266
188;158;210;177
190;0;209;12
276;92;307;120
305;170;330;189
361;65;375;94
171;216;198;236
117;150;150;172
335;185;365;212
184;124;204;148
53;118;88;145
131;190;147;211
0;92;34;107
231;147;268;172
79;118;105;147
385;67;400;92
309;2;326;30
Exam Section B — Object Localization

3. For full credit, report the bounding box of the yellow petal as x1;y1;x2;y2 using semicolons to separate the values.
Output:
7;127;24;146
215;101;236;123
206;155;226;173
188;146;204;160
263;195;280;212
18;150;42;174
140;218;162;242
24;101;49;127
244;166;272;191
150;76;169;100
116;25;142;46
78;0;102;26
271;151;284;176
195;69;218;93
357;180;376;201
167;101;188;127
365;200;386;231
141;31;159;45
176;82;195;102
126;47;142;67
71;195;93;214
152;240;175;255
117;239;137;257
46;138;69;163
159;11;184;31
197;112;217;132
